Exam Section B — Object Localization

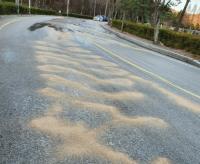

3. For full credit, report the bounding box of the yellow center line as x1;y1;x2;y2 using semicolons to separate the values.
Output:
0;19;20;31
89;31;199;71
93;42;200;100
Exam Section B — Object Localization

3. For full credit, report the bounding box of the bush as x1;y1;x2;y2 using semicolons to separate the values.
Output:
0;2;17;14
0;2;57;15
0;2;93;19
112;20;200;56
62;13;93;19
159;29;200;55
2;0;15;2
112;20;154;40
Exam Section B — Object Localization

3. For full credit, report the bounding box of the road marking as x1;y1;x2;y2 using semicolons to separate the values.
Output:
119;41;200;70
90;29;200;71
111;38;198;69
0;19;19;31
94;43;200;100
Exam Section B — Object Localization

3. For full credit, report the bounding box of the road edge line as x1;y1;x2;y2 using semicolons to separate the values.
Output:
101;24;200;69
94;42;200;100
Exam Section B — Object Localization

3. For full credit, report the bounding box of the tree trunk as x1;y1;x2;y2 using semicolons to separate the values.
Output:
175;0;190;31
109;1;114;19
121;11;125;32
136;16;139;23
81;6;84;15
141;0;145;23
81;0;84;15
35;0;38;7
152;3;160;45
114;10;118;19
66;0;70;16
28;0;31;14
104;0;109;16
94;0;96;17
154;17;160;44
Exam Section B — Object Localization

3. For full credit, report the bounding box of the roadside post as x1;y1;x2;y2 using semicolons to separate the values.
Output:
15;0;19;14
29;0;31;15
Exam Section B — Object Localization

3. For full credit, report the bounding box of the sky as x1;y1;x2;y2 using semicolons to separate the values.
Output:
173;0;200;13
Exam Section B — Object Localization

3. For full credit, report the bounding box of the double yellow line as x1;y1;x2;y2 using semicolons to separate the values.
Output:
93;42;200;100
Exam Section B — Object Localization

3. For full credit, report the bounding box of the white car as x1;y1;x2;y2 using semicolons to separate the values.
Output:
93;15;103;22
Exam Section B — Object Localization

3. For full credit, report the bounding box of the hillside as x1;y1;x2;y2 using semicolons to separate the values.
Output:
183;14;200;25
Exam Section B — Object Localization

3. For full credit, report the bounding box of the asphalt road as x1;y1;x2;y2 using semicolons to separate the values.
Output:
0;16;200;164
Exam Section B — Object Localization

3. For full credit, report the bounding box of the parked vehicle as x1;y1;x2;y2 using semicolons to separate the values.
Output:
93;15;103;21
93;15;108;22
102;16;108;22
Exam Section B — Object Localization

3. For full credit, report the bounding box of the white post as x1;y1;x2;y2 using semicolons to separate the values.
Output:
104;0;109;16
29;0;31;15
67;0;70;16
16;0;19;14
94;0;97;17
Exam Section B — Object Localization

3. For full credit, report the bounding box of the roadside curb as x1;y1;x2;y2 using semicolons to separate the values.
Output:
102;24;200;68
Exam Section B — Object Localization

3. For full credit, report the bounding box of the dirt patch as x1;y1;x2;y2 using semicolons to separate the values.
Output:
36;55;81;66
71;100;168;128
156;86;200;114
30;105;136;164
38;65;134;87
151;157;171;164
29;22;63;32
40;74;144;101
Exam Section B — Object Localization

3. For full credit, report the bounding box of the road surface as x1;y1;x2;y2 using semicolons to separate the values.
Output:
0;16;200;164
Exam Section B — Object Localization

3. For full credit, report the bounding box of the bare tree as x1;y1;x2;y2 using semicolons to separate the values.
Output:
152;0;180;44
176;0;190;30
113;0;120;19
104;0;109;16
66;0;70;16
94;0;97;16
121;11;125;31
